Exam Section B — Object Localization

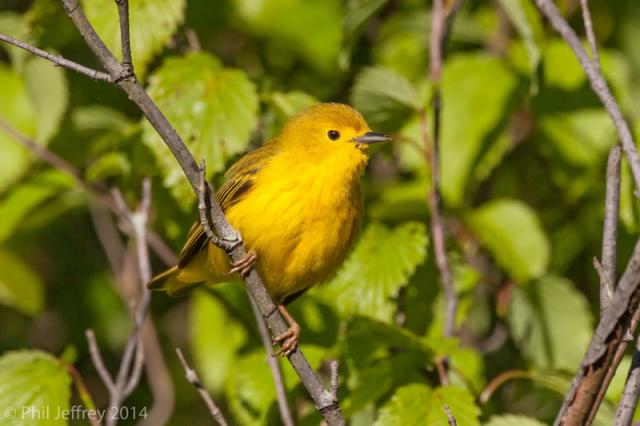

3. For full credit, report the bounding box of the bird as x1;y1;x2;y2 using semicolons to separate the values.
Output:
148;103;391;356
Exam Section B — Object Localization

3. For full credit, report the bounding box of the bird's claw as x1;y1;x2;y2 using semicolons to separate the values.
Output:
272;323;300;357
228;249;258;277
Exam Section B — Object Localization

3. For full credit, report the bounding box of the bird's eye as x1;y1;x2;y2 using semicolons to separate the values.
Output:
327;130;340;141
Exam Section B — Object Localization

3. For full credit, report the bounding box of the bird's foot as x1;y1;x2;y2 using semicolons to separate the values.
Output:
272;304;300;357
228;249;258;277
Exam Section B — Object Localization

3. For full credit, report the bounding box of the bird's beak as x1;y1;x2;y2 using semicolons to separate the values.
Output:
352;132;392;145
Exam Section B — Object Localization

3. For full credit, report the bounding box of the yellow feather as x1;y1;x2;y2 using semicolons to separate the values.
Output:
148;103;381;303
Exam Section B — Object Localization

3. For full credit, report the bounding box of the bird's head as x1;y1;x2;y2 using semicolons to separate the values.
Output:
275;103;391;162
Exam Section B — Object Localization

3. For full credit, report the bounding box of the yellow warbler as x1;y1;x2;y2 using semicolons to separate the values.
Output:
148;103;391;354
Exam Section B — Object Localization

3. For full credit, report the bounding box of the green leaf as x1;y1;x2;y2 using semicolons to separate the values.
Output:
467;199;549;283
232;0;342;74
0;250;44;315
0;12;32;67
71;105;132;133
24;56;68;143
484;414;546;426
340;0;389;69
85;152;131;183
226;345;325;424
438;54;519;206
81;0;185;76
374;384;480;426
508;275;593;370
316;222;428;321
0;64;36;194
351;66;421;133
0;170;74;243
497;0;542;91
190;289;247;393
0;350;71;426
263;91;318;140
143;52;259;202
538;109;615;168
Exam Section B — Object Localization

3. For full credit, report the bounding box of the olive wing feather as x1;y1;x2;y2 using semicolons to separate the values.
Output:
178;144;280;268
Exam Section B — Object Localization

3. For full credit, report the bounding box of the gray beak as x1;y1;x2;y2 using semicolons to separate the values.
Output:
352;132;392;144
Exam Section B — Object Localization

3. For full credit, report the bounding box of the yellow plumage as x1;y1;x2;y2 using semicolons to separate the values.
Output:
148;103;388;306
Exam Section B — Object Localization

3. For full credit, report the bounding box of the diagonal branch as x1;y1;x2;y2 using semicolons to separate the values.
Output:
0;1;348;423
599;145;621;309
427;0;462;348
0;33;112;81
249;298;294;426
114;0;133;75
0;115;176;266
579;0;601;74
176;349;229;426
534;0;640;195
615;336;640;425
530;1;640;424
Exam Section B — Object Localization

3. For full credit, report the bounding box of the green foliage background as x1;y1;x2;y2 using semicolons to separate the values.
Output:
1;0;639;424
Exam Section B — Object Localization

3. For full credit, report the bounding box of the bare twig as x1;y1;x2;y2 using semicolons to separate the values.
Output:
0;33;112;81
114;0;133;75
330;361;339;400
0;1;345;422
579;0;601;74
0;116;85;183
555;237;640;425
615;336;640;426
480;370;532;404
175;349;229;426
90;196;174;425
534;0;640;194
86;181;155;426
249;298;294;426
594;257;613;307
0;116;174;266
599;145;622;308
427;0;460;341
444;405;457;426
85;329;116;394
65;363;101;426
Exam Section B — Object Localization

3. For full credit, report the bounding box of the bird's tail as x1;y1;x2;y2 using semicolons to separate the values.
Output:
147;266;204;297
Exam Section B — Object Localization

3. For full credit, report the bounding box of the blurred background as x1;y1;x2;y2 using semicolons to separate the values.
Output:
1;0;639;424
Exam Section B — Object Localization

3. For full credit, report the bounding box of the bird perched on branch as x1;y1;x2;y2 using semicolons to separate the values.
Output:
148;103;391;355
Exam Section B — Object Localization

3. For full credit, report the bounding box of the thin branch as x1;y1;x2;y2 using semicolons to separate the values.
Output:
1;1;345;422
90;191;174;425
175;349;229;426
594;257;613;307
534;0;640;195
0;115;173;266
444;405;457;426
555;237;640;425
85;329;116;394
427;0;462;344
599;145;621;308
86;181;155;426
579;0;601;74
0;33;112;81
65;363;101;426
615;336;640;426
330;361;339;400
0;116;85;183
480;370;532;404
531;2;640;423
114;0;133;75
249;298;294;426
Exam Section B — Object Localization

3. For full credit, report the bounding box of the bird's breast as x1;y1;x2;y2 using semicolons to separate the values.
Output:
225;157;364;302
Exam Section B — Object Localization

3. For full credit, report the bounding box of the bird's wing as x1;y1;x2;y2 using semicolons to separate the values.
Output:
178;144;280;268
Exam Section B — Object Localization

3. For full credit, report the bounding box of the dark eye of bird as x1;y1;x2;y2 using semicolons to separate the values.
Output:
327;130;340;141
